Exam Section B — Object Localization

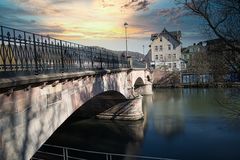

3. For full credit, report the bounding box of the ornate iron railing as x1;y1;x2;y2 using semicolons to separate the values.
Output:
0;26;129;78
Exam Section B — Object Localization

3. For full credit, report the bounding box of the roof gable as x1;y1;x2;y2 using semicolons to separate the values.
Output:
151;28;181;44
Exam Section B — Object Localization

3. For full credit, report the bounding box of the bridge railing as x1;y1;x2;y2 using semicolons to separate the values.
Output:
0;26;129;78
31;144;176;160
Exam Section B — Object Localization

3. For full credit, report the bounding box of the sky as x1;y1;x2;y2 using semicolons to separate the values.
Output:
0;0;207;53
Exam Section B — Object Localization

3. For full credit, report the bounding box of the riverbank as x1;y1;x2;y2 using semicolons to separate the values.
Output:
152;69;240;88
153;82;240;88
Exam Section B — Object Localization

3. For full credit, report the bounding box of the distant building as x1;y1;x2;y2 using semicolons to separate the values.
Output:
181;42;206;70
149;28;183;71
181;38;240;83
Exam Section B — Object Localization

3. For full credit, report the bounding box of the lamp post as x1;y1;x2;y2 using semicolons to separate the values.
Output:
124;22;128;58
142;45;145;55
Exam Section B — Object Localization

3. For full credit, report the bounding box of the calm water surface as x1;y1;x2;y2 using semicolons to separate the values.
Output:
45;88;240;160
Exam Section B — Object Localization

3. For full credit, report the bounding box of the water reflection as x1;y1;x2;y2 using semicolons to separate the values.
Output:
150;89;185;138
39;88;240;160
46;118;146;156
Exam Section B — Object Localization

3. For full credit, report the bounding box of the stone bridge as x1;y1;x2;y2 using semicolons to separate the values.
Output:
0;26;153;160
0;68;152;160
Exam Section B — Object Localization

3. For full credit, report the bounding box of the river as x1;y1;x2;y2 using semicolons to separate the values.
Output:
36;88;240;160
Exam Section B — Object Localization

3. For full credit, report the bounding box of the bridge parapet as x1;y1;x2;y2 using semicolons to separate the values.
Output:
0;26;129;78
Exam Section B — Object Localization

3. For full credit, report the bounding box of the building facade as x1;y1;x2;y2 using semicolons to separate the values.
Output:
149;28;183;71
181;42;206;71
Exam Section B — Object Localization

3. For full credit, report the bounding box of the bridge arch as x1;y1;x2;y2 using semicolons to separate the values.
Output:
129;70;153;96
134;77;145;90
0;69;152;160
67;90;127;121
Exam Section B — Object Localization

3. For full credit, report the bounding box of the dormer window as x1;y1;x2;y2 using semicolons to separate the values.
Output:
160;36;162;42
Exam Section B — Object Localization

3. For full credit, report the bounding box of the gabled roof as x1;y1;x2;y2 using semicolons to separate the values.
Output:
143;49;152;62
151;28;181;44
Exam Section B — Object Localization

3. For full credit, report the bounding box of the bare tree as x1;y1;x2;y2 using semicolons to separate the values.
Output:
188;52;211;83
176;0;240;77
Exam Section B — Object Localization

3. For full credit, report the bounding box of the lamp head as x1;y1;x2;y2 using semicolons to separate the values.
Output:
124;22;128;28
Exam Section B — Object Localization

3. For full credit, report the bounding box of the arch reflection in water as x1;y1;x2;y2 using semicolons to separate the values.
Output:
37;118;147;160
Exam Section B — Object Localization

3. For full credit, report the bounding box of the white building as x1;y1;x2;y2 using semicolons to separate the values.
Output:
150;28;184;71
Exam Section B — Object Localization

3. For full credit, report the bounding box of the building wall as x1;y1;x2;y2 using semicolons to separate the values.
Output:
150;34;182;71
181;44;206;71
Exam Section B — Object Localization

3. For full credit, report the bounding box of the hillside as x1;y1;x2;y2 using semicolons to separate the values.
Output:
112;51;145;61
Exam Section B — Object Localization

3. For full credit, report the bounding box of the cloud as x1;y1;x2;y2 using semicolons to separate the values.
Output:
0;0;206;51
156;7;188;25
11;0;64;16
121;0;154;11
101;0;115;8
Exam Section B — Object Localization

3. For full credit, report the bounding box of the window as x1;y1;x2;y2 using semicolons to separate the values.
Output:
181;62;185;69
159;45;163;51
173;54;176;60
160;54;163;60
155;46;158;51
168;44;171;50
168;54;171;59
160;36;162;42
155;55;158;60
173;63;177;68
168;63;171;68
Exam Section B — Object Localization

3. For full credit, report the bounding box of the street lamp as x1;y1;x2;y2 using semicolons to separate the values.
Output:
124;22;128;58
142;45;145;55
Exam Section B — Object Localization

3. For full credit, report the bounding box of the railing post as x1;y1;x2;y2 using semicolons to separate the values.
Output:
120;55;123;68
90;47;93;69
60;40;64;73
105;154;112;160
13;29;17;71
107;52;109;68
41;36;44;71
112;53;114;69
1;26;6;71
117;56;119;68
100;49;103;69
33;34;39;74
63;148;68;160
78;45;82;70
